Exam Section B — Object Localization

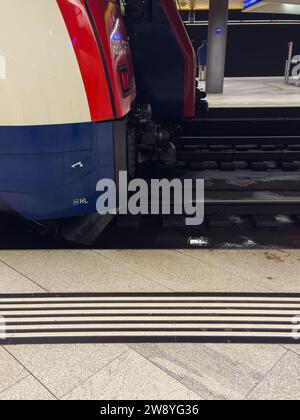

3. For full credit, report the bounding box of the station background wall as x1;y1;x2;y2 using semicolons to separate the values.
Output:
181;11;300;77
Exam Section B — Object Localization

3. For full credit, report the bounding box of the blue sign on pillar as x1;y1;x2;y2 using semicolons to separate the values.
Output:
215;26;222;35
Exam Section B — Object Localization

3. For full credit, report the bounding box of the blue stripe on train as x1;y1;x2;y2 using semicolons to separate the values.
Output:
0;121;115;220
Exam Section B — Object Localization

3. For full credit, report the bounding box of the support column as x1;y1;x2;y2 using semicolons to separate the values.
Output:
206;0;229;94
189;10;196;24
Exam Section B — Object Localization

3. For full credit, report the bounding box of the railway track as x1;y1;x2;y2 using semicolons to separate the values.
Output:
100;107;300;248
174;109;300;169
139;111;300;221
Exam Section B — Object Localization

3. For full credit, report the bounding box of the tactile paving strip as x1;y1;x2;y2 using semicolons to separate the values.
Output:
0;293;300;344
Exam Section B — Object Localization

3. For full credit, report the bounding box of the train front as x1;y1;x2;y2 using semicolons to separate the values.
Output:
0;0;135;239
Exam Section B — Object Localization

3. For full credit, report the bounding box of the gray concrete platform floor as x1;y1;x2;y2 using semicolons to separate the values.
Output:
0;249;299;400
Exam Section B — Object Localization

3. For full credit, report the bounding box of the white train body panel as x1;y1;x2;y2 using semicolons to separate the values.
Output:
0;0;90;126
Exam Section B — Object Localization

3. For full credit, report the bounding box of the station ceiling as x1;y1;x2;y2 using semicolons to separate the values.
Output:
177;0;244;10
177;0;300;12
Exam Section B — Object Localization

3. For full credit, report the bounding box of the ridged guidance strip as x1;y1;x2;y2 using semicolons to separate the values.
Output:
1;293;300;344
